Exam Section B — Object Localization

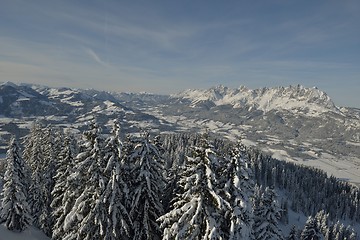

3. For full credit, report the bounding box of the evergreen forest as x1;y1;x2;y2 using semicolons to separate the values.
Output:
0;121;359;239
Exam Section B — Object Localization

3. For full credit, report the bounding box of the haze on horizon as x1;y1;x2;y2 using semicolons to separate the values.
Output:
0;0;359;107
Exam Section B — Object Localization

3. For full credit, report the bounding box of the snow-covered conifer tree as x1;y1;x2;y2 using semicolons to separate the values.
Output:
51;134;76;240
333;222;345;240
280;199;289;224
24;125;47;229
0;137;31;231
22;125;58;236
129;131;166;240
63;122;108;240
344;225;357;240
315;210;329;237
349;232;357;240
102;120;132;239
22;122;40;168
301;216;323;240
21;123;38;193
38;126;57;236
221;141;254;239
287;225;299;240
253;187;284;240
158;136;228;239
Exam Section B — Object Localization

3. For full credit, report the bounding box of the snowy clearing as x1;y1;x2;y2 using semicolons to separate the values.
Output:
0;224;50;240
265;148;360;187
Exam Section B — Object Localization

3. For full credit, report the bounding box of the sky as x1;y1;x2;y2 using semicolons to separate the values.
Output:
0;0;359;107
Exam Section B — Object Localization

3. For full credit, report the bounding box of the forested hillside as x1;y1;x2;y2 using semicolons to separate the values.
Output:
0;121;359;239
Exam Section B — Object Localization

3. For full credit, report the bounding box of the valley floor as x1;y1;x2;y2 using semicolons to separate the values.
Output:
267;149;360;188
146;110;360;187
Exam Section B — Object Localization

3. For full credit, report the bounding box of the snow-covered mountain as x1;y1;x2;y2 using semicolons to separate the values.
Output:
0;82;176;153
0;82;359;186
0;82;360;239
0;82;132;118
173;85;340;116
128;85;360;186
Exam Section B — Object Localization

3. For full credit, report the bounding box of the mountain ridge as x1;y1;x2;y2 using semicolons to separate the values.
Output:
0;81;359;186
173;84;340;116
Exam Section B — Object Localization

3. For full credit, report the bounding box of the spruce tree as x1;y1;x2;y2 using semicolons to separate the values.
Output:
51;134;76;240
349;232;357;240
315;210;329;237
253;187;284;240
102;120;132;239
39;126;57;236
333;222;345;240
301;216;323;240
63;123;108;240
158;136;228;239
287;225;299;240
345;225;357;240
23;125;58;236
0;137;31;232
221;141;254;239
25;125;46;229
129;132;165;240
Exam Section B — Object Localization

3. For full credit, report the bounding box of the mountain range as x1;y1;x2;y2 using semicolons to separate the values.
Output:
0;81;359;186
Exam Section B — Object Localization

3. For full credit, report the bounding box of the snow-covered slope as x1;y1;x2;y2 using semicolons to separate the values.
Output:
174;85;340;116
0;224;50;240
0;82;359;185
0;82;176;154
139;85;360;186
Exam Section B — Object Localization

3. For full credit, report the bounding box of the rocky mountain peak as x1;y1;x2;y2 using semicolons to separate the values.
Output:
174;85;339;115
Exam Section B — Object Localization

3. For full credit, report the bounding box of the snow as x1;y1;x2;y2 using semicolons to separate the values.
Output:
269;149;292;161
77;115;94;122
146;106;360;186
0;131;9;135
0;117;14;124
0;82;18;88
143;102;360;186
241;139;257;146
346;141;360;147
49;89;76;96
46;89;85;106
255;142;360;187
301;154;360;187
92;105;103;112
276;190;309;236
43;115;68;121
0;224;50;240
17;122;34;129
277;190;360;237
16;97;30;102
124;110;135;115
265;147;360;187
60;97;84;107
103;100;114;107
174;85;340;116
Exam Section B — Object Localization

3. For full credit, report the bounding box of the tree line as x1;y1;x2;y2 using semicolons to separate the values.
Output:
0;121;358;239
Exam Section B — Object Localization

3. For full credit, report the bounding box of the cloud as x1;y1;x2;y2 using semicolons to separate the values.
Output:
84;47;107;67
0;1;358;106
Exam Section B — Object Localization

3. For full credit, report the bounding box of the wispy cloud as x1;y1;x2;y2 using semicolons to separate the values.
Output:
84;47;107;67
0;1;359;106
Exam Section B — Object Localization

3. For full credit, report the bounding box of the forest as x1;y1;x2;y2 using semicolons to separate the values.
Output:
0;120;359;239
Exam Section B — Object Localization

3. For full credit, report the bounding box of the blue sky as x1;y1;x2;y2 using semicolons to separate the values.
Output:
0;0;359;107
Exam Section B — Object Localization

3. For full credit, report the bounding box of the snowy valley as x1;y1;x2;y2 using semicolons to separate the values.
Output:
117;85;360;187
0;82;360;239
